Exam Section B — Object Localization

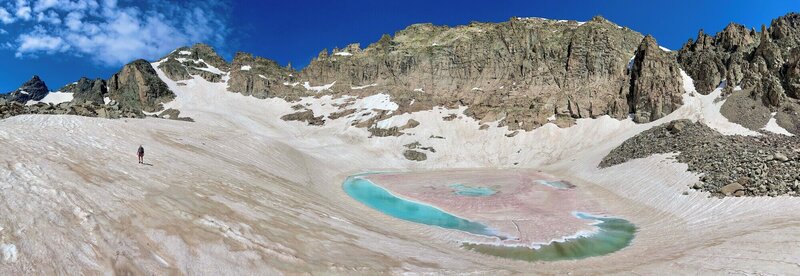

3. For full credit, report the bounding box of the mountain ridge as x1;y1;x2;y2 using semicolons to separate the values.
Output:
4;13;800;134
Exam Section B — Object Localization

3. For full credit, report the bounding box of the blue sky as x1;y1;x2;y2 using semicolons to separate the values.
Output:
0;0;798;92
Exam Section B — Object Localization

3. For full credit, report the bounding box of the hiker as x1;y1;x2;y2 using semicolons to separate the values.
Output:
137;145;145;164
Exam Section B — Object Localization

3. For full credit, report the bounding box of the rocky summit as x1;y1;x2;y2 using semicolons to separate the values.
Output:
4;75;49;103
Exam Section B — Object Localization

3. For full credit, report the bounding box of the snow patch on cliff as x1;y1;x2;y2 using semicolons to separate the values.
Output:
303;81;336;93
762;113;794;136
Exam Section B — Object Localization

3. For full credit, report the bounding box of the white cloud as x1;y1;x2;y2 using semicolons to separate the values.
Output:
15;0;32;21
5;0;230;66
16;30;69;56
35;10;61;24
0;28;7;34
0;8;15;24
64;10;82;30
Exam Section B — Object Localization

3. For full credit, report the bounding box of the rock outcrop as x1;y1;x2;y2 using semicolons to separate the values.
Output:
107;59;174;113
58;77;108;104
227;52;297;98
628;35;683;123
5;75;49;103
677;13;800;104
0;98;142;119
158;43;231;83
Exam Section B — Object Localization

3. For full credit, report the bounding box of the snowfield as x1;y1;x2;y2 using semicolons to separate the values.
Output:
0;62;799;275
25;91;74;106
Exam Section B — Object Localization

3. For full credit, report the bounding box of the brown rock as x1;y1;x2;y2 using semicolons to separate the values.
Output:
720;182;745;196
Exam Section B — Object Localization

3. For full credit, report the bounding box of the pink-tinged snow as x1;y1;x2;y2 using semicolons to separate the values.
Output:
364;170;603;247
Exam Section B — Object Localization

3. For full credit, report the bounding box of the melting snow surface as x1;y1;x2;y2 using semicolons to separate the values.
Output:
1;243;17;263
679;70;760;136
347;93;399;111
351;83;377;90
185;59;226;75
303;81;336;92
240;65;252;71
762;112;794;136
26;92;74;106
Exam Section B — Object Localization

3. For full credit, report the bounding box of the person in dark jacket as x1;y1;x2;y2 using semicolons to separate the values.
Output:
137;145;145;164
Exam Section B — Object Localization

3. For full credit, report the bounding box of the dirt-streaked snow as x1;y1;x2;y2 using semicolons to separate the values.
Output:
0;62;798;275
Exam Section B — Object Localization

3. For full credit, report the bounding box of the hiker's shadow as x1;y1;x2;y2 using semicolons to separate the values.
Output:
141;163;154;166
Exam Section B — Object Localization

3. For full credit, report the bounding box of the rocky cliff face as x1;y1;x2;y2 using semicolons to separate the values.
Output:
677;13;800;102
227;52;297;98
628;35;684;123
58;77;108;104
297;16;646;130
107;59;175;113
6;75;49;103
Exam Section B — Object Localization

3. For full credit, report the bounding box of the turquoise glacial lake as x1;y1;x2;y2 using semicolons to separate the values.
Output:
343;173;636;262
343;176;500;237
